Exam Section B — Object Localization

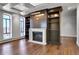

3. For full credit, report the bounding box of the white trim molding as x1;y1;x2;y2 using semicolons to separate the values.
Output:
60;34;77;37
29;28;47;45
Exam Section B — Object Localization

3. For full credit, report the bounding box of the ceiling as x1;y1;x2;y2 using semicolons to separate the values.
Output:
0;3;78;16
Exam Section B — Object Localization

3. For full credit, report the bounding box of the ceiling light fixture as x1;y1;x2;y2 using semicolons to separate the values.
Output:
35;14;44;17
54;14;59;17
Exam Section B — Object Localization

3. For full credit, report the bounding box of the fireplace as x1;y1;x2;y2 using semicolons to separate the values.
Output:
33;32;42;42
29;28;46;45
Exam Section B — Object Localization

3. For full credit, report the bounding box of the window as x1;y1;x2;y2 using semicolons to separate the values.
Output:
3;14;12;39
3;15;11;34
20;16;25;37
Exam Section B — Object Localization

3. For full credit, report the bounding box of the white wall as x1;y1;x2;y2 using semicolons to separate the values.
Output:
77;6;79;46
60;7;76;37
0;10;3;41
12;14;20;39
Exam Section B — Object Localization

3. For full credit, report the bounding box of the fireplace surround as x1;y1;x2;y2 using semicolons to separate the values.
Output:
29;28;46;45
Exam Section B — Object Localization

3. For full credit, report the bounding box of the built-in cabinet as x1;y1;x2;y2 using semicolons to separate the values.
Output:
25;6;62;45
47;6;62;44
25;16;30;39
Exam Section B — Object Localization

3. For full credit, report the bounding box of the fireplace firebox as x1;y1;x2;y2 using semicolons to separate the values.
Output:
33;32;42;42
29;28;46;45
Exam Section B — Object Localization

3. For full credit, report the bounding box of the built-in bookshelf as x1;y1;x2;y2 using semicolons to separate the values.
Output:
25;16;30;39
25;6;62;45
47;6;62;45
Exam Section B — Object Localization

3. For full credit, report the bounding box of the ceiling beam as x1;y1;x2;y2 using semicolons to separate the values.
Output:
10;3;19;7
11;7;23;12
0;5;3;9
24;3;35;8
0;3;8;6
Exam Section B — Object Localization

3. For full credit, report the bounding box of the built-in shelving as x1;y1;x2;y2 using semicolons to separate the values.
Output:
47;6;62;45
25;16;30;39
25;6;62;45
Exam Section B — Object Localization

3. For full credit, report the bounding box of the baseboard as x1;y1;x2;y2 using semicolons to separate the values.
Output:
60;35;77;38
0;38;21;44
60;36;77;44
77;41;79;47
60;36;76;38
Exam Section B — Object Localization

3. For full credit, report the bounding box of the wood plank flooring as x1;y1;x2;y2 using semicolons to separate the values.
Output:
0;37;79;55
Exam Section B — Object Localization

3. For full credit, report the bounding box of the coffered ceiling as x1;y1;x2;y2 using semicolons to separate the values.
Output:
0;3;78;16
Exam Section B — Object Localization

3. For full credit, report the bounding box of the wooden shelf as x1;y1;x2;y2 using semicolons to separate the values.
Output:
48;17;59;19
26;31;29;32
48;22;59;24
48;29;59;31
25;29;29;30
26;23;30;25
26;21;30;23
48;11;59;14
26;34;29;35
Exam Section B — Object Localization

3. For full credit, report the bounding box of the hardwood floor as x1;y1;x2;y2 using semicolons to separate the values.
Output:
0;37;79;55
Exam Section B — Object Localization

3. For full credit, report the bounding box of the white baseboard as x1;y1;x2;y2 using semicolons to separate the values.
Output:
0;37;20;44
60;34;76;37
77;41;79;47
